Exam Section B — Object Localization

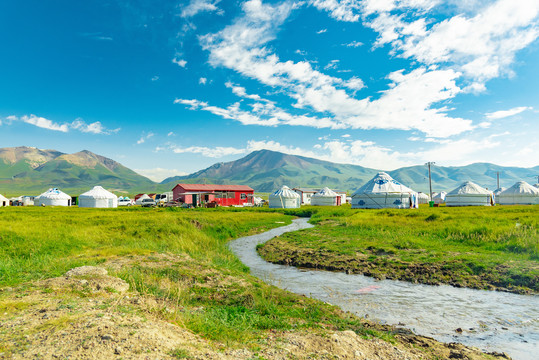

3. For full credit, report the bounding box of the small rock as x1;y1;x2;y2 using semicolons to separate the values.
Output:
114;347;122;355
101;334;114;341
455;328;463;333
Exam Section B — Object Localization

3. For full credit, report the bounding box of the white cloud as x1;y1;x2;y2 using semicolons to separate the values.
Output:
20;114;69;132
169;144;246;158
3;114;117;134
181;0;222;18
167;132;175;137
134;168;188;182
199;77;207;85
151;76;159;81
137;132;154;145
309;0;362;22
197;0;473;137
324;59;339;70
485;106;532;120
343;40;363;47
364;0;539;84
316;28;327;34
71;119;119;135
172;58;187;67
341;134;351;138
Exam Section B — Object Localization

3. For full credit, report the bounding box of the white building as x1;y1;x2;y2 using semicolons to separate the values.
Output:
351;172;418;209
311;187;341;206
35;188;72;207
79;186;118;208
0;194;9;207
417;192;430;204
445;182;494;207
292;188;317;205
497;181;539;205
269;186;301;208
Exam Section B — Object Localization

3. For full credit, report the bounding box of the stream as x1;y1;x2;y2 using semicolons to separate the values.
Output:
228;218;539;360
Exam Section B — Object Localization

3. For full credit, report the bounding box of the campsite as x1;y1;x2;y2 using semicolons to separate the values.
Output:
3;0;539;358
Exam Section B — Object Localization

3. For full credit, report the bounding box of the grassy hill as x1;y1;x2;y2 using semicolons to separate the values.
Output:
0;147;157;196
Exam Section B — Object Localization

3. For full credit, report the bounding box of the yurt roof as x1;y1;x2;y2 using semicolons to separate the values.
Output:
36;188;71;200
433;191;446;199
447;181;490;195
79;186;117;200
0;194;8;201
500;181;539;196
493;187;506;195
418;192;430;199
312;187;338;197
353;172;415;195
271;186;300;198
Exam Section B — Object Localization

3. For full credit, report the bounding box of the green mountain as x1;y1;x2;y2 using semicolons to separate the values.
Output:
2;147;537;196
163;150;539;193
0;147;156;196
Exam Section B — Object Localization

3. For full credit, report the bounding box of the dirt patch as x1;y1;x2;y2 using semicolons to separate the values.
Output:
258;239;535;294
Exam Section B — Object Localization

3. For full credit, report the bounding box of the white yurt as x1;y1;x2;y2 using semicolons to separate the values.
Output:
351;172;418;209
433;191;447;205
417;192;430;204
497;181;539;205
311;187;341;206
135;194;151;205
34;188;72;207
0;194;9;207
269;186;301;209
79;186;118;208
493;187;506;203
445;181;494;207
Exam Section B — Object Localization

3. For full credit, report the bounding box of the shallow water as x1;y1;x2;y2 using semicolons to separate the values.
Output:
229;218;539;360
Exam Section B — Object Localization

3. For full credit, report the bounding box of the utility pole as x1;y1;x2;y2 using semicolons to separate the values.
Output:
426;162;435;202
496;172;500;189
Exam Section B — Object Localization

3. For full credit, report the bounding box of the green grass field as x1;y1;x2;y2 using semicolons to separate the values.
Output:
258;205;539;293
0;206;388;349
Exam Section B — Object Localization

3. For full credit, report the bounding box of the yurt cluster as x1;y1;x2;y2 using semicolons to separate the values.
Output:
1;174;538;209
268;172;539;209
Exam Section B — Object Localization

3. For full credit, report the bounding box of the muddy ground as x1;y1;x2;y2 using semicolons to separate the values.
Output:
0;254;511;359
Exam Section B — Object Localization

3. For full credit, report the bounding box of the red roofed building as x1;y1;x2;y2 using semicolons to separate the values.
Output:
172;184;254;207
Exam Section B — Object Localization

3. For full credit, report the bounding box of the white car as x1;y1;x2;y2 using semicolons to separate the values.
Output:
118;198;132;206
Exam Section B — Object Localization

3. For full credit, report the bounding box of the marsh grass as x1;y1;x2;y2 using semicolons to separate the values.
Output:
260;205;539;292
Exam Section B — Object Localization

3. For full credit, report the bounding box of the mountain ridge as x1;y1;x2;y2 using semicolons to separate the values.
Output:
162;149;539;193
1;147;537;195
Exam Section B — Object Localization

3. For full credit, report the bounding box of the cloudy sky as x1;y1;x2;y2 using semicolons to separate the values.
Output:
1;0;538;181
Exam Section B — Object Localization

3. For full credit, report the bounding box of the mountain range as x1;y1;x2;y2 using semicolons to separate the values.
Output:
162;150;539;193
1;146;538;196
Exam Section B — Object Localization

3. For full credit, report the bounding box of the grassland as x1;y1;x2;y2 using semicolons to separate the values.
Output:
258;205;539;294
0;206;516;359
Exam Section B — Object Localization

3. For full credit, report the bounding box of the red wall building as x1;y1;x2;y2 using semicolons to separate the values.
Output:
172;184;254;207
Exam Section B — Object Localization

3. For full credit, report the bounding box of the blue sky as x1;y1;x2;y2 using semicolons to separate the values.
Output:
1;0;538;182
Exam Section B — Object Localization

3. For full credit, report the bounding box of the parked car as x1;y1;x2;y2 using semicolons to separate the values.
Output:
141;198;156;207
118;198;132;206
